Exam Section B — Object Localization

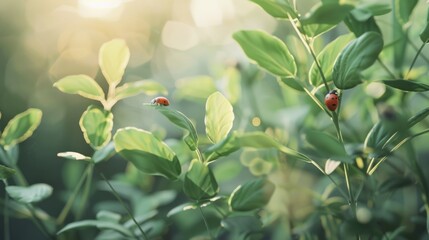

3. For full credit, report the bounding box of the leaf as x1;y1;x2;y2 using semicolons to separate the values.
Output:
229;178;275;211
344;14;381;37
166;202;198;217
153;107;198;151
301;23;336;38
280;77;304;91
115;80;167;100
420;9;429;43
57;152;91;161
183;159;219;201
96;210;122;223
233;30;296;77
92;141;116;163
325;159;341;175
301;3;354;25
99;39;130;87
333;32;383;89
0;164;16;180
79;106;114;149
250;0;298;19
175;76;217;101
0;108;42;147
6;183;53;203
309;34;354;86
350;3;391;21
221;215;263;239
394;0;418;25
114;127;181;180
407;107;429;129
204;133;241;162
53;75;105;101
57;220;133;237
205;92;235;144
305;130;348;159
383;80;429;92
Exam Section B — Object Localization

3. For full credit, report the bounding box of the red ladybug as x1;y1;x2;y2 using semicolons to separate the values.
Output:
151;96;170;106
324;90;339;111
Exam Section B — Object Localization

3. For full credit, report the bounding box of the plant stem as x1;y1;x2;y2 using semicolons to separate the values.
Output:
196;148;204;163
197;204;213;240
343;164;356;216
26;204;55;240
407;36;429;64
99;173;149;240
3;180;10;240
406;42;426;79
310;161;349;200
76;164;94;220
377;58;397;79
56;164;92;225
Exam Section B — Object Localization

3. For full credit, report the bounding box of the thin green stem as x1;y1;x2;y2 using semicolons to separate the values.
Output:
406;42;426;79
343;164;356;216
99;173;149;240
26;204;55;240
56;164;92;225
76;164;93;220
198;204;213;240
377;58;397;79
3;180;10;240
407;36;429;64
196;148;204;163
310;160;349;200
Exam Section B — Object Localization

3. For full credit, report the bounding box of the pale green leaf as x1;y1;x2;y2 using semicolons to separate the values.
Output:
79;106;113;149
205;92;234;144
0;108;42;147
0;164;16;180
250;0;298;19
57;152;91;161
99;38;130;86
53;75;105;101
6;183;53;203
115;80;167;100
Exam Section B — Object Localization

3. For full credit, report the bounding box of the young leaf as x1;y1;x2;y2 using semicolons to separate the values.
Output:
53;75;105;101
420;9;429;43
0;108;42;147
6;183;53;203
99;39;130;87
183;159;219;201
383;80;429;92
205;92;234;144
92;141;116;163
115;80;167;100
301;3;354;25
250;0;298;19
233;30;296;77
325;159;341;175
333;32;383;89
57;220;133;237
0;164;16;180
114;127;181;180
229;178;275;211
153;107;198;151
79;106;114;149
57;152;91;161
309;34;355;86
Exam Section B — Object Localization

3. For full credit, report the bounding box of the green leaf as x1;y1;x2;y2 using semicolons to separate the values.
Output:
420;9;429;43
407;107;429;129
57;220;133;237
305;130;349;160
57;152;91;161
166;202;198;217
205;92;234;144
250;0;298;19
92;141;116;163
350;3;391;21
79;106;113;149
233;30;296;77
301;23;336;38
0;108;42;147
175;76;217;101
183;159;219;201
53;75;105;101
280;77;304;91
309;34;354;86
229;178;275;211
153;107;198;151
383;80;429;92
344;14;381;37
96;210;122;223
99;38;130;87
114;127;181;180
115;80;167;100
301;3;354;25
221;215;263;239
0;164;16;180
325;159;341;175
204;133;241;162
6;183;53;203
333;32;383;89
394;0;418;25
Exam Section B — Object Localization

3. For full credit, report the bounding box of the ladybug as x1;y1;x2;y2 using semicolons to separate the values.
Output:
151;96;170;106
324;90;339;111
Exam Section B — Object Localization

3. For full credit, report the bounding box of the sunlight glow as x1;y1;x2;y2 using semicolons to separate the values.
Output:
78;0;128;19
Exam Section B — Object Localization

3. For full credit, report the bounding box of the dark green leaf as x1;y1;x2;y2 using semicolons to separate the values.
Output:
99;38;130;87
344;15;381;37
279;77;304;91
250;0;298;19
229;178;275;211
53;75;105;101
0;164;16;180
350;3;391;21
221;215;263;240
379;177;414;193
96;210;122;223
153;107;198;151
204;133;241;162
0;108;42;147
79;106;113;149
183;159;219;201
205;92;234;144
420;9;429;43
301;3;354;25
92;141;116;163
233;30;296;77
114;127;181;180
383;80;429;92
6;183;53;203
309;34;354;86
333;32;383;89
394;0;418;25
305;130;348;159
115;80;167;100
57;220;133;237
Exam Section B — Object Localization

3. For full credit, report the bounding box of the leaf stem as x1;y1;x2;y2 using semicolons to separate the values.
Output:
343;164;356;216
197;203;213;240
76;163;94;220
3;180;10;240
99;172;149;240
377;58;397;79
406;42;427;79
26;204;55;240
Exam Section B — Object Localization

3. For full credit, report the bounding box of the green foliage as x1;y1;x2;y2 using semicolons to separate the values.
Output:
114;80;168;100
98;38;130;87
54;75;105;101
57;219;134;237
0;164;16;179
0;108;42;147
79;106;113;149
383;80;429;92
301;3;354;25
6;183;53;203
183;159;219;201
205;91;234;144
250;0;297;19
229;177;275;211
